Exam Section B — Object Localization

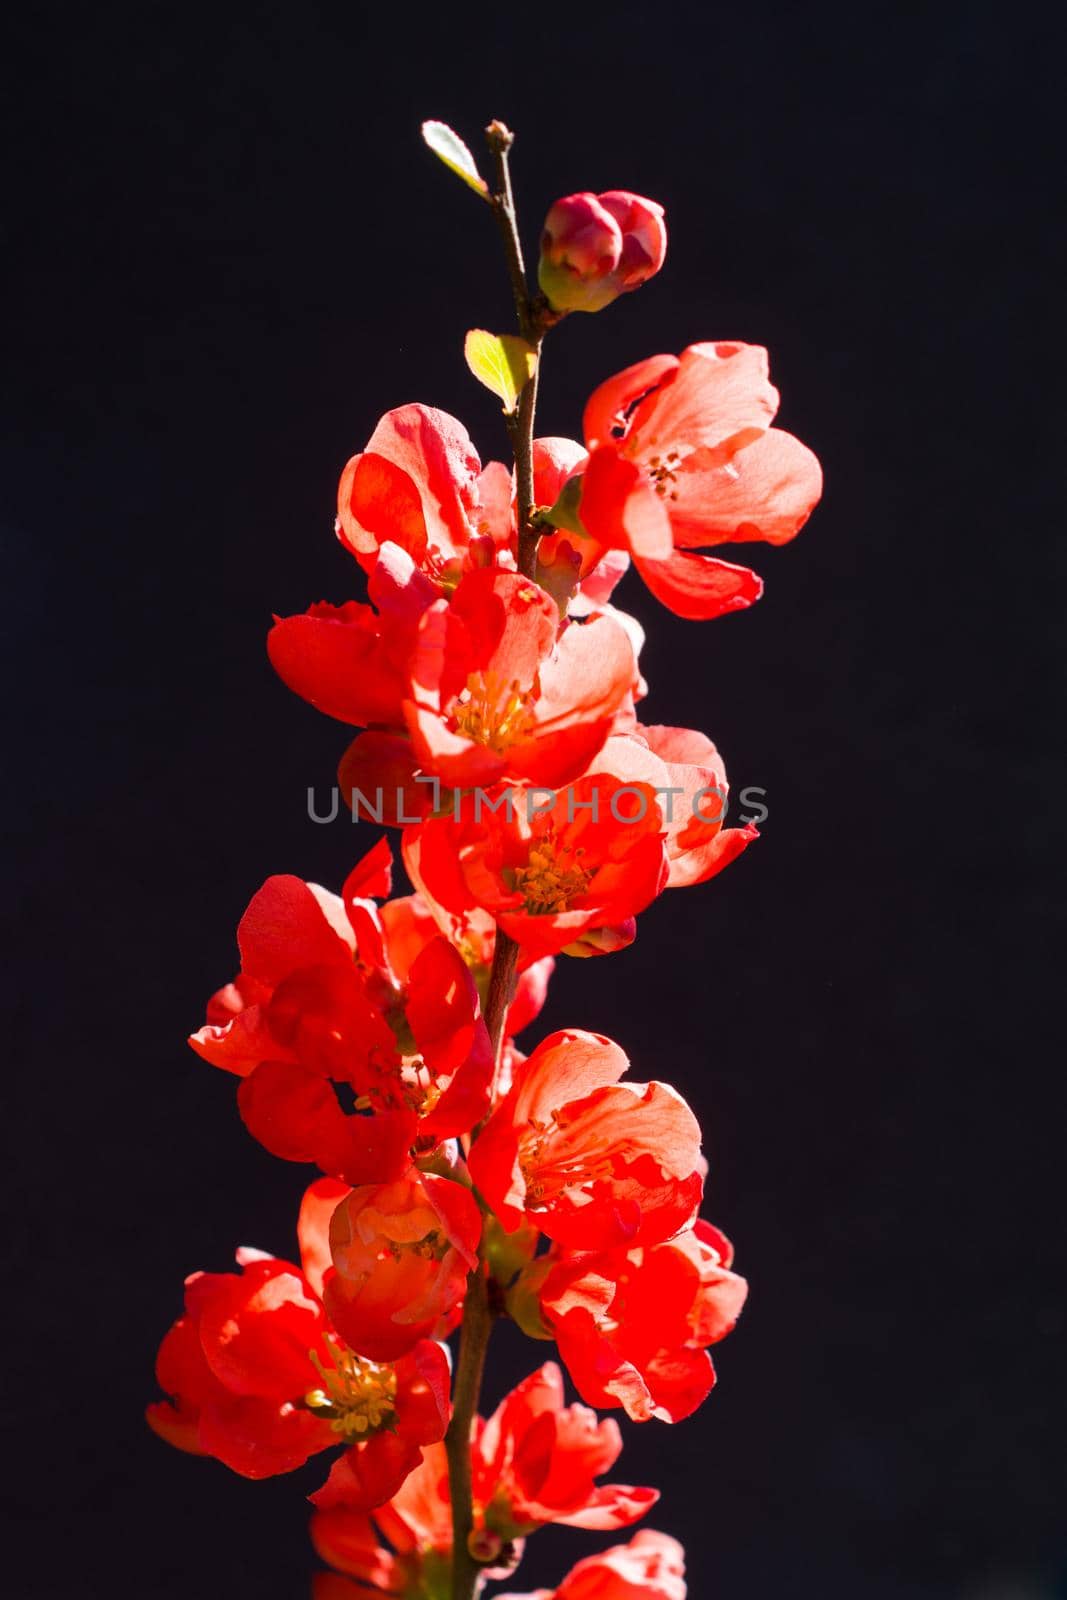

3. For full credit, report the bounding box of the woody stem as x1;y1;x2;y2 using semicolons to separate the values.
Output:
446;123;541;1600
447;926;516;1600
484;930;520;1084
445;1256;492;1600
486;119;544;581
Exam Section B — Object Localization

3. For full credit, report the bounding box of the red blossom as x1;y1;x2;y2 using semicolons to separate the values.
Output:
573;341;822;619
311;1441;457;1599
499;1530;687;1600
404;567;636;790
539;192;667;314
188;842;499;1182
588;724;758;888
405;773;670;963
539;1221;748;1423
336;404;498;587
469;1030;704;1253
267;539;436;729
146;1181;451;1494
472;1362;657;1537
325;1168;482;1361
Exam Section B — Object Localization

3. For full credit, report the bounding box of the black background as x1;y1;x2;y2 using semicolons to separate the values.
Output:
3;3;1064;1597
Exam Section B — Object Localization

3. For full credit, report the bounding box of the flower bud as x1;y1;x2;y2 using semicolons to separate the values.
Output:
539;190;666;314
484;1212;540;1288
505;1255;554;1340
598;190;668;290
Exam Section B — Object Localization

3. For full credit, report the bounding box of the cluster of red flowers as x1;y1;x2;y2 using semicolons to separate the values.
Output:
150;121;819;1599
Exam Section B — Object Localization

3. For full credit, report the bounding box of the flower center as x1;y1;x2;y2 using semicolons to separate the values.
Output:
520;1112;616;1205
647;452;681;499
512;836;592;915
383;1228;448;1262
304;1338;398;1440
453;671;535;752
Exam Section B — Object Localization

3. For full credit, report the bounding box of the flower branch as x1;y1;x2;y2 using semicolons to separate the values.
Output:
147;111;822;1600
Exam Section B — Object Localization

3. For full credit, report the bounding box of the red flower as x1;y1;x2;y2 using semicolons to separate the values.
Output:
337;404;500;587
267;544;436;730
472;1362;657;1537
468;1029;704;1252
574;341;822;619
268;541;444;827
539;191;667;314
404;567;636;789
325;1168;481;1361
188;843;497;1182
498;1530;686;1600
405;773;670;963
311;1441;455;1599
588;724;758;888
146;1180;451;1495
539;1221;748;1423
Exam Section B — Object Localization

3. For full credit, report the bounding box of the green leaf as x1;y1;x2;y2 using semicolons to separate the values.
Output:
420;120;489;199
541;473;588;538
464;329;538;413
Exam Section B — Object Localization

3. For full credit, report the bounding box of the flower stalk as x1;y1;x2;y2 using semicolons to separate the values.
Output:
445;124;535;1600
486;120;544;578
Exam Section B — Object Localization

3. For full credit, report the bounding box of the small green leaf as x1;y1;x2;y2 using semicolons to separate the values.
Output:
420;120;489;199
464;329;538;413
541;474;588;538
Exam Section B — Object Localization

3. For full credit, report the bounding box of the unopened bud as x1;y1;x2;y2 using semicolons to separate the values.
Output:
505;1255;554;1339
484;1212;540;1288
538;190;666;314
598;191;668;290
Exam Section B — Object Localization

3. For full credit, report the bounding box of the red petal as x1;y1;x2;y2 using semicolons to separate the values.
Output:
311;1432;422;1511
197;1393;331;1478
238;1061;415;1184
188;1003;281;1078
630;341;778;453
554;1484;660;1530
337;731;427;829
668;427;823;549
338;450;428;565
667;820;758;890
267;603;404;726
298;1177;351;1297
237;875;353;986
406;938;482;1076
310;1507;399;1589
197;1258;323;1399
343;835;393;903
580;448;673;560
632;547;763;620
394;1340;453;1444
506;955;554;1035
583;353;679;450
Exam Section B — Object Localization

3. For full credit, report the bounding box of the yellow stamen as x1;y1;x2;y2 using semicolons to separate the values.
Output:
648;457;679;497
520;1111;618;1206
453;671;535;752
513;836;592;915
304;1338;398;1442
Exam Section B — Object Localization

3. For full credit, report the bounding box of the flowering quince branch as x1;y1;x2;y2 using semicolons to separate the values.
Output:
147;113;821;1600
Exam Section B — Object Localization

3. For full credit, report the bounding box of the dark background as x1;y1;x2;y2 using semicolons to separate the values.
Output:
3;2;1064;1596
